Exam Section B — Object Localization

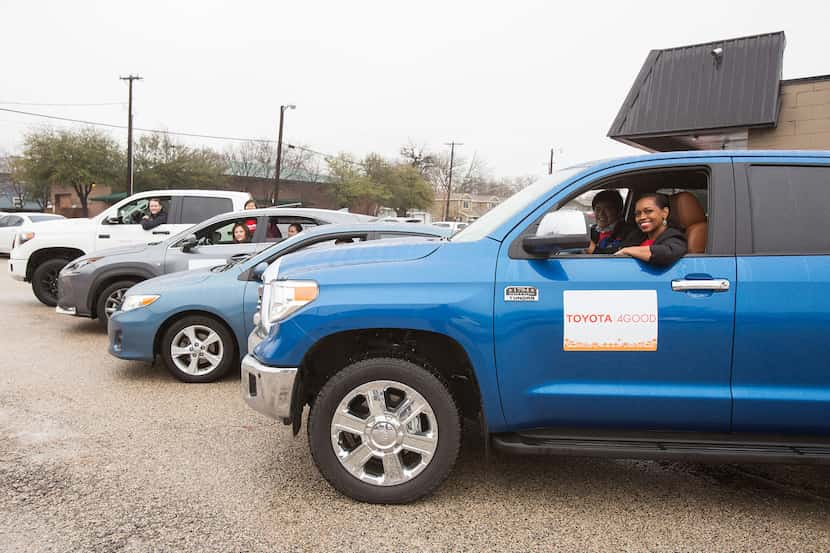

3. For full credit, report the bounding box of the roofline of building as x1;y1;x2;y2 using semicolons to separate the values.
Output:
610;122;773;142
781;74;830;86
653;30;785;53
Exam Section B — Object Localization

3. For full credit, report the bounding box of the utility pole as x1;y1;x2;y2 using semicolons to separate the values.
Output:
120;74;142;196
274;104;296;205
443;141;463;220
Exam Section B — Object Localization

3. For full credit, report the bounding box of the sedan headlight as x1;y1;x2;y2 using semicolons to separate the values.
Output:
261;280;318;330
62;257;103;274
120;294;160;312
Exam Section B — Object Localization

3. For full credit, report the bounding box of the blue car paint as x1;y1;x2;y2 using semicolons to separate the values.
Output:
108;223;451;363
253;150;830;436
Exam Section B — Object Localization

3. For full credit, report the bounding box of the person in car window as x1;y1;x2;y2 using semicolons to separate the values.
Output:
243;200;258;234
287;223;303;237
587;190;639;254
615;193;687;266
140;198;167;231
232;223;251;243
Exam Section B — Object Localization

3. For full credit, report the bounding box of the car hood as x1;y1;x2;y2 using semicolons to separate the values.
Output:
272;238;444;280
86;243;151;260
128;266;215;294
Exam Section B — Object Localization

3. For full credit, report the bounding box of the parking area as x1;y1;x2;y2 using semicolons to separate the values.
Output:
1;258;829;552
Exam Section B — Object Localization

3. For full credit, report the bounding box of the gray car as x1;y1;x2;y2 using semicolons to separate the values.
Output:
56;207;371;327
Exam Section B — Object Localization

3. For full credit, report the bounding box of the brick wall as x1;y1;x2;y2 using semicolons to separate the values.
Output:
749;78;830;149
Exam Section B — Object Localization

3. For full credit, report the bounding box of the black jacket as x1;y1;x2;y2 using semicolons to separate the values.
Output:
140;210;168;231
623;227;687;267
590;221;641;254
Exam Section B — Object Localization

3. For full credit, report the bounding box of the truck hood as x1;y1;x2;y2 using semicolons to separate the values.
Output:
272;238;443;280
129;266;215;294
21;217;94;234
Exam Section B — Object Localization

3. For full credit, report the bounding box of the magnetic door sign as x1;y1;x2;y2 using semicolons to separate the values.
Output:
563;290;657;351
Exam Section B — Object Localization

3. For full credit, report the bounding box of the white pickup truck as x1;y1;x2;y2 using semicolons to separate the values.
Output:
9;189;252;305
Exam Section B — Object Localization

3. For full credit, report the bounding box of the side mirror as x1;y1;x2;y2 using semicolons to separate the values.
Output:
180;234;198;252
105;215;121;225
252;261;269;281
522;211;590;256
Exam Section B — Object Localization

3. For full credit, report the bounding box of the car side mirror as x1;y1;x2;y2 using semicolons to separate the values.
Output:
252;261;269;281
106;215;121;225
180;234;198;252
522;211;590;256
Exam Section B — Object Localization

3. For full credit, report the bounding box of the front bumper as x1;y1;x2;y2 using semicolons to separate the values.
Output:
8;256;26;281
240;354;297;422
107;308;158;362
57;271;93;317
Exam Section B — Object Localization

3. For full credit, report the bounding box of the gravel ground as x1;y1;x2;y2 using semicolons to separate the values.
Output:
1;258;829;552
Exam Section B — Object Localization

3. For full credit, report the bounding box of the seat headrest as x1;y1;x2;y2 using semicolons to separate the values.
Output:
670;191;706;229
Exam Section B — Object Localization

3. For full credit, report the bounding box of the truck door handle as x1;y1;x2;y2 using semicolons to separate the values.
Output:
671;279;730;292
98;234;110;239
152;230;170;235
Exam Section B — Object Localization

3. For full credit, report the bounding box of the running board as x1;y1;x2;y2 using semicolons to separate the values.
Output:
492;429;830;464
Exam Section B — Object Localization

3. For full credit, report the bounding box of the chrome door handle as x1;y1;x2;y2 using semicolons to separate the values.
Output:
671;279;730;292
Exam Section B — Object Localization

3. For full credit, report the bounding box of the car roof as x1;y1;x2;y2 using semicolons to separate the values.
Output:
132;189;252;199
291;221;451;238
1;212;64;217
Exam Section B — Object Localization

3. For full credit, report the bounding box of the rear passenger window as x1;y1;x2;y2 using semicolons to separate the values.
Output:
262;216;321;242
180;197;233;224
748;166;830;254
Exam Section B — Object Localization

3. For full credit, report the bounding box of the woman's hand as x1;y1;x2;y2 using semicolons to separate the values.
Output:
615;246;652;262
614;247;630;257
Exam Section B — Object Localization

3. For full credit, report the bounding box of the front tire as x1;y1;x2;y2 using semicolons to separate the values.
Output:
160;315;237;383
308;357;461;504
95;280;139;329
32;258;70;306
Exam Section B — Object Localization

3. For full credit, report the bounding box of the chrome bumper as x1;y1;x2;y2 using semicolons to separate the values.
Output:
241;355;297;422
55;305;77;316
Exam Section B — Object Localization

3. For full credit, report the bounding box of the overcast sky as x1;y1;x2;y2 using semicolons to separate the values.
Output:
1;0;828;178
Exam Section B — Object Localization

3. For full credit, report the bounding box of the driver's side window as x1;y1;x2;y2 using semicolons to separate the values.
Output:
194;220;243;246
107;197;171;225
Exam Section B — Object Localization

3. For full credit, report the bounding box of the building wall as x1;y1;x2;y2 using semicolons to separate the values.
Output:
51;184;114;218
749;78;830;149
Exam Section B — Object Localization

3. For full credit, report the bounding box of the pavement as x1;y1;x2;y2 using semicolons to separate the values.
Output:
1;258;829;552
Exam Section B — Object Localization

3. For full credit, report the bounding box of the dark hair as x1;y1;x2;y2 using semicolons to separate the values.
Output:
288;223;303;233
232;222;251;242
244;199;257;209
591;189;624;212
636;192;670;210
148;198;163;208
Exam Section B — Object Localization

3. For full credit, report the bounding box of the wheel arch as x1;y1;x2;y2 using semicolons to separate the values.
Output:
153;310;240;360
26;247;85;280
88;270;154;317
294;328;486;437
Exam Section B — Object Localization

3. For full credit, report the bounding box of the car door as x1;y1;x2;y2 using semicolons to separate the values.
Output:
164;216;261;273
494;159;737;432
96;196;174;249
731;158;830;435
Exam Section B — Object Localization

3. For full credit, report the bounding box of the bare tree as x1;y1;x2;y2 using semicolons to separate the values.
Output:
399;141;436;176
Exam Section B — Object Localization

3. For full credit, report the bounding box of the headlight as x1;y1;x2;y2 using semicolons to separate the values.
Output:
260;280;318;330
16;231;35;246
120;294;160;312
62;257;103;273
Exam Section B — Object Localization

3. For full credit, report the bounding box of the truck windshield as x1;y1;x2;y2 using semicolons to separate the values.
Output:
451;167;583;242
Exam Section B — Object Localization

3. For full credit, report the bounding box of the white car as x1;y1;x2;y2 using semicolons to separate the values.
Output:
432;220;468;233
8;189;252;306
0;212;65;255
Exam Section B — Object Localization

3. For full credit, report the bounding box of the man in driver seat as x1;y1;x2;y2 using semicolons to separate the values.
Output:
587;190;639;254
140;198;167;231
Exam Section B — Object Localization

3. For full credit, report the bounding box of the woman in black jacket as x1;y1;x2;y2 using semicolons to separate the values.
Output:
615;193;687;267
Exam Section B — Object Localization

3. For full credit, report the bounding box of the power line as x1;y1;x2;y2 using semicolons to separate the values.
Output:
0;106;365;167
0;100;124;107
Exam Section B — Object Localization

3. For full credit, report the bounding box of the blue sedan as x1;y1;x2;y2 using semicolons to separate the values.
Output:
107;223;449;382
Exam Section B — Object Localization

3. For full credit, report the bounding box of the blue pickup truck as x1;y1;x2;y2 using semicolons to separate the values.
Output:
242;150;830;504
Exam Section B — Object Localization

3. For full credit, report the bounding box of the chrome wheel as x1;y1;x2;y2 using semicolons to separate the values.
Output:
169;325;224;376
330;380;438;487
104;287;128;318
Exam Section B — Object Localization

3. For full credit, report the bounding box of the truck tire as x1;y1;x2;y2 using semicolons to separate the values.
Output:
160;315;237;383
308;357;461;504
31;258;70;306
95;279;139;329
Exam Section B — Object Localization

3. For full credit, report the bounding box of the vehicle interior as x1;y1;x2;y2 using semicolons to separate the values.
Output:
108;197;172;225
558;167;709;255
